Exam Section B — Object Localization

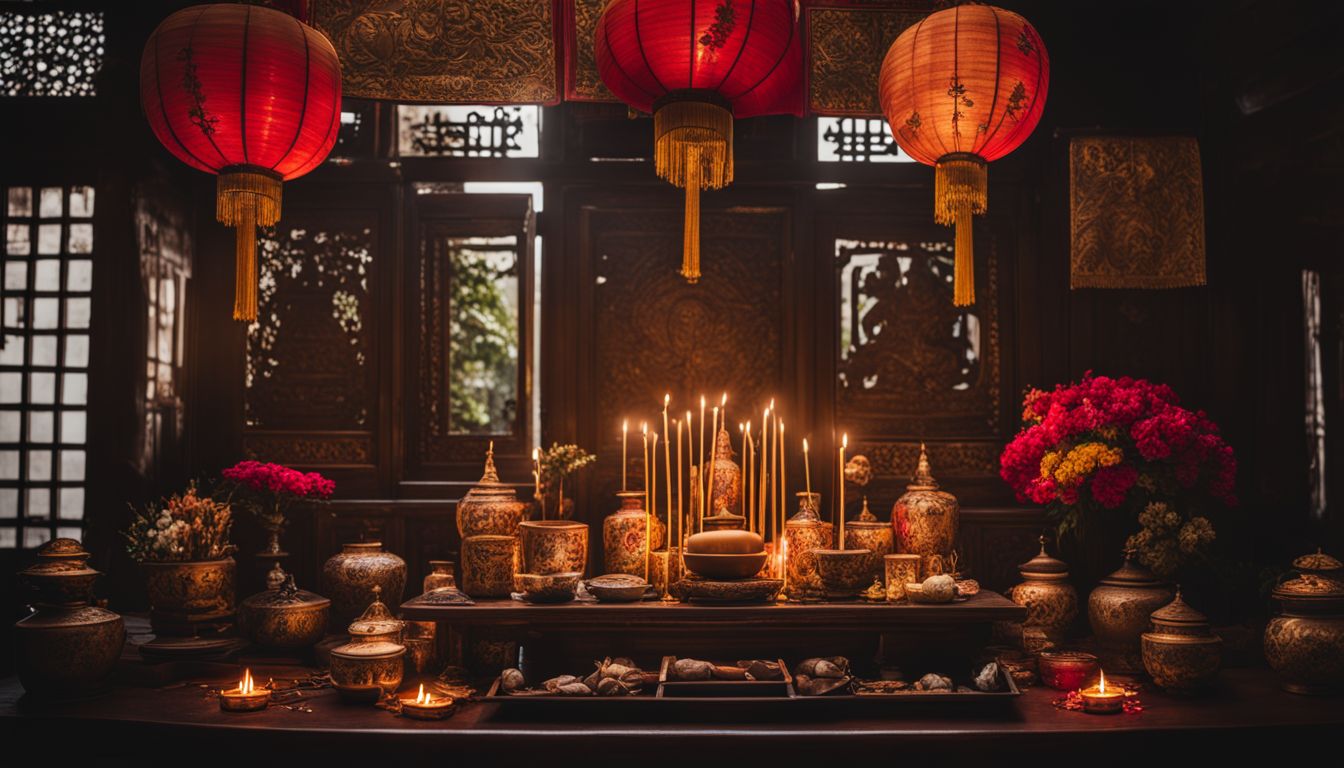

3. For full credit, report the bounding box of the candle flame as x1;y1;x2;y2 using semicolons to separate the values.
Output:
745;420;751;435
769;398;775;410
686;410;692;425
701;395;706;408
803;438;809;453
739;422;745;433
665;394;671;407
842;433;848;449
416;683;431;704
641;422;647;435
720;392;727;407
623;419;628;433
239;668;254;694
1098;670;1107;693
532;447;539;460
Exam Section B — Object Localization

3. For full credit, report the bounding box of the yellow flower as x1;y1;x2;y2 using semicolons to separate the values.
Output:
1039;451;1062;479
1052;442;1123;486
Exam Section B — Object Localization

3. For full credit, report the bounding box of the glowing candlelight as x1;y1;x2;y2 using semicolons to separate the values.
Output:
651;431;660;584
676;417;684;569
698;396;706;526
744;421;754;533
662;395;672;553
803;438;812;498
839;433;848;549
219;668;270;712
760;407;770;541
706;406;720;515
776;419;785;552
401;683;454;720
621;419;628;492
642;422;649;582
532;447;542;520
1080;670;1125;714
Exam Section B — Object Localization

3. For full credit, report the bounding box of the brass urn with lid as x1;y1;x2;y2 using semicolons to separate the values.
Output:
330;586;407;703
890;444;959;579
15;538;125;700
457;444;528;538
1141;589;1222;694
1009;536;1078;651
844;498;893;583
1264;549;1344;695
1088;549;1175;673
239;572;331;649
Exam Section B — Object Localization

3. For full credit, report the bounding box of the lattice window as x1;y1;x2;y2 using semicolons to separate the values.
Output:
817;117;913;163
397;105;541;158
1;184;94;549
0;10;105;97
139;196;191;478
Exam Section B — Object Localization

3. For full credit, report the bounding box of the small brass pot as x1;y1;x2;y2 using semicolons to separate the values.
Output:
519;520;588;576
140;557;236;619
1009;538;1077;650
461;535;518;598
1088;552;1174;674
239;576;331;649
1141;590;1221;695
843;520;892;583
1263;554;1344;695
815;549;872;599
322;542;407;625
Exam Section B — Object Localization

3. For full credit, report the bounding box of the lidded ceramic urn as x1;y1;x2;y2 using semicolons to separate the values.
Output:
890;443;959;579
785;492;833;593
706;427;742;517
330;586;406;703
1141;589;1222;694
844;499;893;583
239;573;331;650
602;490;666;576
456;445;527;538
322;541;407;625
1088;550;1175;673
15;538;125;700
1009;536;1078;651
1264;549;1344;695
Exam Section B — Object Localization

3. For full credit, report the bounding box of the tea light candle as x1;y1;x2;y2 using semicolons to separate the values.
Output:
401;683;454;720
219;668;270;712
1080;670;1125;714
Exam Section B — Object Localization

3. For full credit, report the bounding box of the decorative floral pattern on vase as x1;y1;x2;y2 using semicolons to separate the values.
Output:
519;521;588;576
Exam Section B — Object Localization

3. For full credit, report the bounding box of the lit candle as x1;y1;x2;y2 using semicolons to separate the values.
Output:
706;406;720;516
682;411;691;541
219;668;270;712
839;433;848;549
760;407;770;542
744;421;754;533
401;683;455;720
719;392;728;449
532;447;542;520
662;395;672;552
651;430;660;559
803;438;812;499
777;419;785;550
642;422;649;582
621;419;628;492
1080;670;1125;714
698;395;706;525
676;417;684;567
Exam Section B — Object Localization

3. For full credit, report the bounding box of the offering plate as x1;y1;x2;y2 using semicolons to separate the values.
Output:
671;576;784;603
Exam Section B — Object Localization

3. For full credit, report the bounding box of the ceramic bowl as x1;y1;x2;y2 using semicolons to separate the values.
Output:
814;549;871;598
586;573;651;602
682;552;769;581
1038;651;1100;691
517;572;581;603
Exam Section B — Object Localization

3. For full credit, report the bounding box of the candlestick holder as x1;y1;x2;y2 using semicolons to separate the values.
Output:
1079;672;1125;714
400;684;455;720
219;670;270;712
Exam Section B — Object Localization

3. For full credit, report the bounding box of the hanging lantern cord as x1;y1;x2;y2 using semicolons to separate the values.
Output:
682;145;703;283
216;167;283;322
653;92;733;285
934;153;988;307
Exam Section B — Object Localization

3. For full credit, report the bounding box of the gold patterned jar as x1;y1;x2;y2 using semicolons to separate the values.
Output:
1009;537;1078;651
15;539;125;700
422;560;456;593
519;519;588;576
330;587;406;703
707;427;742;516
239;573;331;649
1141;590;1221;694
602;491;665;576
891;444;958;579
140;557;236;631
461;534;518;598
456;446;527;538
1264;549;1344;695
1088;551;1174;674
844;500;893;583
322;542;407;625
785;492;833;594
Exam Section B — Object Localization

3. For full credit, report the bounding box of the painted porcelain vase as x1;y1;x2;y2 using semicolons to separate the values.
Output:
891;444;958;579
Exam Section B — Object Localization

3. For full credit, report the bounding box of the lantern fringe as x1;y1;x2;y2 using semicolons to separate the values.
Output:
655;100;732;283
935;155;987;307
217;169;282;322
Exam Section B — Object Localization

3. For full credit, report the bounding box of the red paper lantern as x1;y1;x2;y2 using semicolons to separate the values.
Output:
597;0;799;282
141;3;341;321
879;5;1048;305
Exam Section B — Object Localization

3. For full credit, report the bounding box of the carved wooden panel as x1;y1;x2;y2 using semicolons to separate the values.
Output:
836;237;1000;436
313;0;560;104
807;3;929;116
580;203;791;511
242;432;373;465
564;0;616;102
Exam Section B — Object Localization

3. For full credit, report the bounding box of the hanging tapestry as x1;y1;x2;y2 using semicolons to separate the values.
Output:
806;1;928;116
1070;136;1207;289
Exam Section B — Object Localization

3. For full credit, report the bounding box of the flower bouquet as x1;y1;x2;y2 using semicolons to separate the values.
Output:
539;443;596;520
1000;373;1236;577
124;484;236;563
222;460;335;557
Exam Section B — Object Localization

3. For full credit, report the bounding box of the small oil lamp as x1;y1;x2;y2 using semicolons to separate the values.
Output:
1080;670;1125;714
400;683;454;721
219;669;271;712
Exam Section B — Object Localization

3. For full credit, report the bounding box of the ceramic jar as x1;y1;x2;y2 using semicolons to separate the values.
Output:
602;491;666;576
785;493;833;593
1088;551;1174;674
322;542;407;624
456;447;527;538
140;557;236;631
706;427;742;516
15;539;125;700
329;587;406;703
815;549;871;598
519;519;588;576
844;501;893;583
884;554;921;602
1141;590;1222;694
422;560;456;593
461;534;517;598
239;573;331;649
891;444;958;579
1009;537;1078;651
1264;549;1344;695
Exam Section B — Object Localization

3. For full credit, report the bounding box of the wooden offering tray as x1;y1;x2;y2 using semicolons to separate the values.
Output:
657;657;791;697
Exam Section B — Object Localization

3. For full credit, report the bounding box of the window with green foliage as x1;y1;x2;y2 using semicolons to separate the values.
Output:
447;235;519;435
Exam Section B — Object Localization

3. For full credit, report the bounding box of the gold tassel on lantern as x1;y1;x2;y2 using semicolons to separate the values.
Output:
933;154;987;306
653;95;733;283
216;167;282;322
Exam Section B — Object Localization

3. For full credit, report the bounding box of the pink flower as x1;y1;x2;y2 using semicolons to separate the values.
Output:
1091;464;1137;509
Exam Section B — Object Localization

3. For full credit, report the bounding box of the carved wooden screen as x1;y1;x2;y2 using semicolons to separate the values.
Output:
242;207;382;494
561;190;794;524
817;194;1008;509
404;192;535;483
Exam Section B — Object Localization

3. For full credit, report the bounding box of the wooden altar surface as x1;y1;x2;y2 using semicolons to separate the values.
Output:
2;668;1340;761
